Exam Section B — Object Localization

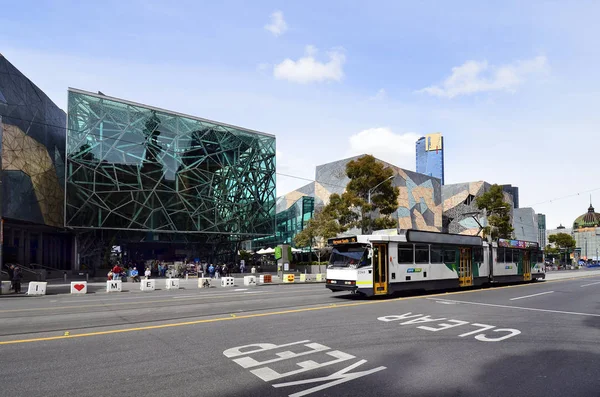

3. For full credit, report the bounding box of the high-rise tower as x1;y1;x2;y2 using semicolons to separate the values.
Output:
416;133;444;184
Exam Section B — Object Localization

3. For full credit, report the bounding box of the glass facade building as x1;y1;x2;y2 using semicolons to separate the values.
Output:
251;196;314;249
66;89;276;261
416;133;444;185
0;54;72;270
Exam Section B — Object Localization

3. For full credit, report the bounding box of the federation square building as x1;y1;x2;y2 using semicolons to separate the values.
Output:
66;89;276;268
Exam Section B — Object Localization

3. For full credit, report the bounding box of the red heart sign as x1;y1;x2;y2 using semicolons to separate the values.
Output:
74;284;85;291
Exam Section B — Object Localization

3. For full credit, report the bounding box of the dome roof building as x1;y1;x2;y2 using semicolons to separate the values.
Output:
573;202;600;230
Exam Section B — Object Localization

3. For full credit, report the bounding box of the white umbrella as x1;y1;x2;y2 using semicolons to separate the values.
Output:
256;248;267;255
291;248;302;253
263;247;275;254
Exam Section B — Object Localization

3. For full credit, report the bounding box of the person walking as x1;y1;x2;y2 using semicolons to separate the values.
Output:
12;266;22;294
7;265;15;291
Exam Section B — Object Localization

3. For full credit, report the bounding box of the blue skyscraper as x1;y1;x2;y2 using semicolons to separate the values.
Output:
416;133;444;184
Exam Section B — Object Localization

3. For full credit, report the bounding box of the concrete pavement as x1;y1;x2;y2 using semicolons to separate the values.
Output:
0;273;599;396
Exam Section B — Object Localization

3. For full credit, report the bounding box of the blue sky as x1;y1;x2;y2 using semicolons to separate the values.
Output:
2;0;600;229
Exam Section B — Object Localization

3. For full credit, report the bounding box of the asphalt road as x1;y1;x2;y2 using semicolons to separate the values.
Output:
0;273;599;397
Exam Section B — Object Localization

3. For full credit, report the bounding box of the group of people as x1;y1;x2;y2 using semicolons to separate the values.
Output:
4;264;22;294
107;264;151;282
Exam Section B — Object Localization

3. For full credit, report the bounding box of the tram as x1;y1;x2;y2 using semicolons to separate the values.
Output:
325;229;545;296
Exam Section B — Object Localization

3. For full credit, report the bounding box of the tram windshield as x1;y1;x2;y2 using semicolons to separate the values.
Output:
328;245;371;268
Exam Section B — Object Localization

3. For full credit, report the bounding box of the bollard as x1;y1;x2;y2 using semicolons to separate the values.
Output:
186;273;189;280
86;273;89;282
63;271;67;283
70;281;87;294
27;282;48;296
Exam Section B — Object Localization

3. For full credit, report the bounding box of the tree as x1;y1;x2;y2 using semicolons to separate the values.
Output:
475;184;514;240
548;233;576;265
548;233;576;250
342;155;400;233
294;209;340;272
239;250;252;263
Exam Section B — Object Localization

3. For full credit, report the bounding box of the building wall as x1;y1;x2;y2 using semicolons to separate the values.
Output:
0;54;66;227
573;228;600;261
537;213;546;247
0;54;72;269
415;133;444;185
502;185;519;209
513;208;538;242
442;181;515;236
66;89;276;237
275;155;443;238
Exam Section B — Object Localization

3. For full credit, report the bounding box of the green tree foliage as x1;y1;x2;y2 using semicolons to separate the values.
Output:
343;155;400;233
475;184;514;240
239;250;252;262
548;233;576;249
294;209;341;248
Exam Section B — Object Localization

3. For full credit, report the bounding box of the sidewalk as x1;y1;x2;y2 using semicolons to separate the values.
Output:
545;268;600;281
1;275;326;296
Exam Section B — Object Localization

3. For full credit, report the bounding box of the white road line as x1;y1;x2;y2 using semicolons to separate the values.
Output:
580;281;600;288
428;298;600;318
509;291;554;301
234;289;248;292
244;291;264;294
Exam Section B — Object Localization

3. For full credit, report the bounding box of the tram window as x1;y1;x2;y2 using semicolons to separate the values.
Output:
473;247;483;262
443;249;456;263
512;250;520;262
430;246;443;263
398;244;414;264
497;248;505;263
504;249;512;263
415;244;429;264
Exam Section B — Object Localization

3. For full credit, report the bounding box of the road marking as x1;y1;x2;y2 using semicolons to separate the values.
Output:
580;281;600;287
509;291;554;300
244;291;264;294
429;298;600;318
435;300;457;305
1;275;598;345
234;289;248;291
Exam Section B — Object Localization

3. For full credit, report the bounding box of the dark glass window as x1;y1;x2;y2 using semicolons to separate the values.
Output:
473;247;483;262
430;245;443;263
497;248;505;263
512;250;520;263
415;244;429;264
398;244;414;264
444;248;456;263
504;249;512;263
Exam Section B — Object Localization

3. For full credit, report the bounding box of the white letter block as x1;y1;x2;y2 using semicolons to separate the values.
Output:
244;276;257;286
106;280;122;292
166;278;180;290
141;279;155;291
299;274;307;282
27;282;48;296
70;281;87;294
221;277;235;287
1;281;11;294
198;278;211;288
316;273;324;282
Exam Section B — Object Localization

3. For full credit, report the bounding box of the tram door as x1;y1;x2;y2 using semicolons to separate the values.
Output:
459;247;473;287
372;243;388;295
523;251;532;281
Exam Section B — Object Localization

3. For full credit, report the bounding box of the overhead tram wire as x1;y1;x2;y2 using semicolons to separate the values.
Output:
8;114;600;208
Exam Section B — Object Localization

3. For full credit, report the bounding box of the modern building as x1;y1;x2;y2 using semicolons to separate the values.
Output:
416;132;444;185
66;88;276;267
501;184;519;209
537;213;546;247
253;155;443;250
513;208;539;242
0;54;72;270
571;200;600;261
441;181;514;236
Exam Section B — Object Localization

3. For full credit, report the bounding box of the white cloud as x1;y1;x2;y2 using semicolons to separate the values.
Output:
346;127;421;170
369;88;387;101
264;10;288;37
273;45;346;84
417;56;549;98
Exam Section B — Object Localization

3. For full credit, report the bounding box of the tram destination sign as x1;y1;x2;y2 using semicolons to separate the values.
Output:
328;236;358;245
498;239;538;249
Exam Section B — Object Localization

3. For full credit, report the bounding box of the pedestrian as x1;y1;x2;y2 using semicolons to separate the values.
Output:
144;268;151;279
131;267;140;282
12;266;22;294
7;265;15;291
208;264;215;279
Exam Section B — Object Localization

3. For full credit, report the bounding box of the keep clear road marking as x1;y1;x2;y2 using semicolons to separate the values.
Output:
509;291;554;301
430;298;600;318
581;281;600;288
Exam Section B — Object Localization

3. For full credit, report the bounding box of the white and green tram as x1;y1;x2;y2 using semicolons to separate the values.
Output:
325;229;545;296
